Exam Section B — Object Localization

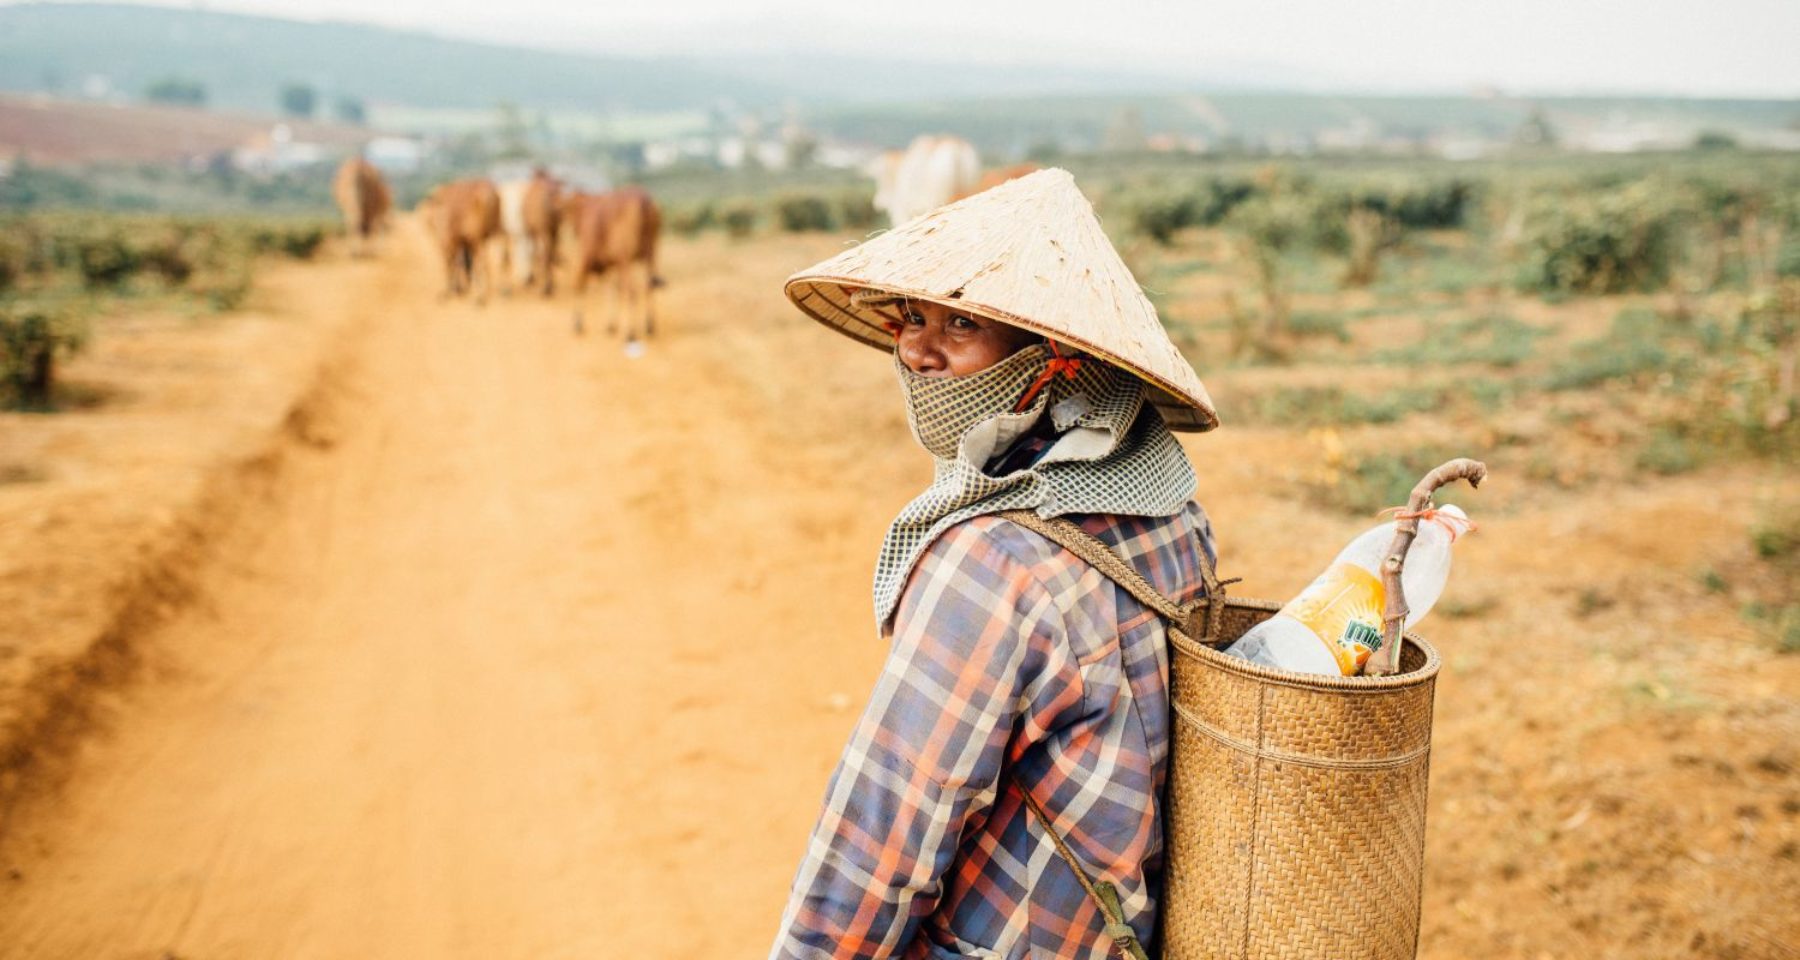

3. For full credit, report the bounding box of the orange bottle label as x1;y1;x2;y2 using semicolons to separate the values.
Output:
1283;563;1388;675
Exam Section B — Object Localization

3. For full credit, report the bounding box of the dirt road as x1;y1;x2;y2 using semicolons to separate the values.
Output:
0;226;908;957
1;223;1794;959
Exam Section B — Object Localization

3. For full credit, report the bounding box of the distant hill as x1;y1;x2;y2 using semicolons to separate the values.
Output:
812;92;1800;155
0;2;1238;116
0;2;786;114
1;3;1794;158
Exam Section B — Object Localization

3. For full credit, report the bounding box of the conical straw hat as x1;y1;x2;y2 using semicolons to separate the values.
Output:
785;167;1218;431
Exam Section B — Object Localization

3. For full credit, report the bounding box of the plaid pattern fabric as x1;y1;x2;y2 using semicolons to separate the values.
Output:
875;350;1197;628
771;503;1218;960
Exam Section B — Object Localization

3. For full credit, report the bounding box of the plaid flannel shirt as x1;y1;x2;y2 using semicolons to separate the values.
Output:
771;502;1217;960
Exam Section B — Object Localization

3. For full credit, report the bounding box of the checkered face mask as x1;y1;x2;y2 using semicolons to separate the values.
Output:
894;343;1052;459
874;343;1197;629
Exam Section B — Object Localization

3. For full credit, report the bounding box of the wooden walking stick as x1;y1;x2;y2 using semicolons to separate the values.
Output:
1364;458;1488;677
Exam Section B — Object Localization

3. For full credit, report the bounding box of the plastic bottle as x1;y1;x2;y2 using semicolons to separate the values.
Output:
1223;505;1471;675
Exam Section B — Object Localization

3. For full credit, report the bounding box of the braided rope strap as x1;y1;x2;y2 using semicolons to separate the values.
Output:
996;509;1228;642
995;510;1230;960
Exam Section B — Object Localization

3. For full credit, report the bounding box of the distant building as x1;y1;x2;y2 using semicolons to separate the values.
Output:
364;136;426;174
232;123;326;173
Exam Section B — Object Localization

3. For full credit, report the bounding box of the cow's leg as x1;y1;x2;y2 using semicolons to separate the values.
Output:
441;244;460;300
571;266;588;336
609;267;625;338
538;234;557;298
472;239;491;306
642;259;656;338
494;236;512;296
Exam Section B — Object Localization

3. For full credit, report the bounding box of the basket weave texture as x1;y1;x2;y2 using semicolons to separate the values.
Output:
1162;600;1440;960
995;508;1441;959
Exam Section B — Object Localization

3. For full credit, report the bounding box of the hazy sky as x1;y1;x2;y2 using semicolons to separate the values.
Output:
41;0;1800;96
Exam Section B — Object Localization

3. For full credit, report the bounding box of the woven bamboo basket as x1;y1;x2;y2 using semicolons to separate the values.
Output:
1157;457;1485;960
1159;602;1440;960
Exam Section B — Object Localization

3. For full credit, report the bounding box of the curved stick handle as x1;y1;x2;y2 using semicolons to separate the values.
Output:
1363;458;1488;676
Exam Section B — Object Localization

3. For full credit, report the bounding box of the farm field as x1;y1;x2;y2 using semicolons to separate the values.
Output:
0;205;1795;960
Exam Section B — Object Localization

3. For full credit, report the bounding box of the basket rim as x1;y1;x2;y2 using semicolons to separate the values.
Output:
1174;596;1443;690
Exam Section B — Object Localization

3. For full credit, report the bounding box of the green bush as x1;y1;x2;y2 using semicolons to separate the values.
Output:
720;201;759;239
837;190;880;231
1518;184;1683;295
1124;177;1259;246
1129;193;1200;246
246;221;327;259
138;226;196;284
0;161;100;208
1386;179;1478;230
0;232;23;293
1752;506;1799;562
1;307;89;410
667;201;717;236
72;230;141;288
774;193;835;232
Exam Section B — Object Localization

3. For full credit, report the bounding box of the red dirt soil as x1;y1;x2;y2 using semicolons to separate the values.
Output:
0;94;369;165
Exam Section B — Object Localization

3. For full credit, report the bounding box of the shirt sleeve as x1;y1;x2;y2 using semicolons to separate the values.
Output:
769;520;1078;960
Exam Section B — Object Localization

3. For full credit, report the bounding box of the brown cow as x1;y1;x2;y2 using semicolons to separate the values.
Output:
422;178;502;303
332;155;391;257
520;169;562;297
562;187;661;343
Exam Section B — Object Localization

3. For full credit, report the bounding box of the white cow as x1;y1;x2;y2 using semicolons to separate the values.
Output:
871;135;981;226
496;177;535;290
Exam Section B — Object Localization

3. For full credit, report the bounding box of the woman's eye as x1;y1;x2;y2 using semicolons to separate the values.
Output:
902;312;926;325
948;314;979;331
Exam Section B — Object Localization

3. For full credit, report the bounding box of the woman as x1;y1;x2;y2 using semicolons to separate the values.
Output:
771;169;1220;960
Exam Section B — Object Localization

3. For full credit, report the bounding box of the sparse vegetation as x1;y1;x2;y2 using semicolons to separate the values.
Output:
1302;439;1470;515
1238;384;1449;428
1517;183;1682;295
773;193;835;232
720;201;759;239
1377;312;1543;369
0;213;333;410
0;306;88;410
1542;307;1679;390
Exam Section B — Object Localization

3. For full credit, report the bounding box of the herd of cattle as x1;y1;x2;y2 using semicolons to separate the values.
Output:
333;156;662;341
330;134;1033;345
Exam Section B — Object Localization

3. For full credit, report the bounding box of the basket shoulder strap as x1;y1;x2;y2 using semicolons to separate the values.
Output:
1015;782;1152;960
996;509;1227;640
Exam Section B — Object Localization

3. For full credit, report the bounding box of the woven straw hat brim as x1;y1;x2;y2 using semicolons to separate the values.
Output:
783;167;1219;432
786;277;1216;431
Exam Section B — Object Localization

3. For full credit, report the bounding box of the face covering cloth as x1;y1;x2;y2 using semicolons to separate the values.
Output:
874;343;1197;629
